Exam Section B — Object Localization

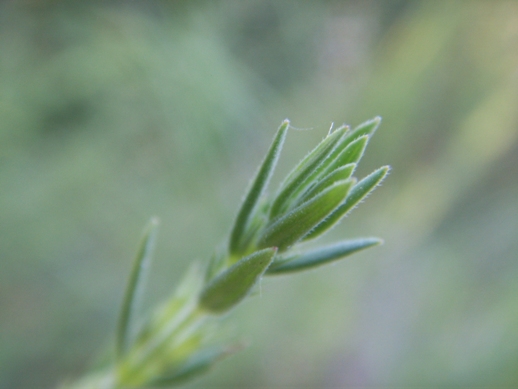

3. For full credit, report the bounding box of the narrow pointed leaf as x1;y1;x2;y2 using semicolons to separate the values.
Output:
229;120;289;255
305;117;379;185
297;163;355;205
319;135;368;179
259;180;353;251
281;127;356;201
269;127;346;218
150;345;242;386
304;166;390;241
343;116;381;145
321;124;350;161
199;248;276;313
303;117;379;185
267;238;383;274
117;217;160;359
280;126;347;187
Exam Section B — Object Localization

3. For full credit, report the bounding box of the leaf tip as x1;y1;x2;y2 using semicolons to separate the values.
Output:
374;238;384;245
366;237;384;247
149;216;160;228
380;165;391;176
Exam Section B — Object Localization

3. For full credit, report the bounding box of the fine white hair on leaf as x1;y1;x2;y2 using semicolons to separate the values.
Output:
288;124;314;132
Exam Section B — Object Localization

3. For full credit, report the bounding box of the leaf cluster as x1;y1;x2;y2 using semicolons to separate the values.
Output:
61;118;389;389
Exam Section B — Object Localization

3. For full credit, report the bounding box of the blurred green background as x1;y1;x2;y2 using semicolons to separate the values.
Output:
1;1;518;388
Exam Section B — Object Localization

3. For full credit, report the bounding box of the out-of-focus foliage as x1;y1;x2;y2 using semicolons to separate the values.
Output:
1;1;517;388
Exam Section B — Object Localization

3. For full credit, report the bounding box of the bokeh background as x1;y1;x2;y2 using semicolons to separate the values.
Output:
1;1;518;388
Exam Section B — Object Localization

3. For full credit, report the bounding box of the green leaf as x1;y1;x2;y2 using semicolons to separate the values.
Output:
150;345;242;386
228;199;269;265
343;116;381;145
300;129;369;183
269;127;346;219
271;125;371;217
318;135;368;179
304;166;390;241
259;180;353;251
117;217;160;359
267;238;383;274
199;248;277;313
280;125;347;186
323;124;350;155
304;117;379;185
229;120;289;256
296;163;356;205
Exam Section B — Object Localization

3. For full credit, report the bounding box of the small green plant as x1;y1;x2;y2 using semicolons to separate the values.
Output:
61;118;389;389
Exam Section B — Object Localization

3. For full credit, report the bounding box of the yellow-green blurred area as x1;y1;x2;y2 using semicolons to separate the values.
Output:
1;1;518;387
